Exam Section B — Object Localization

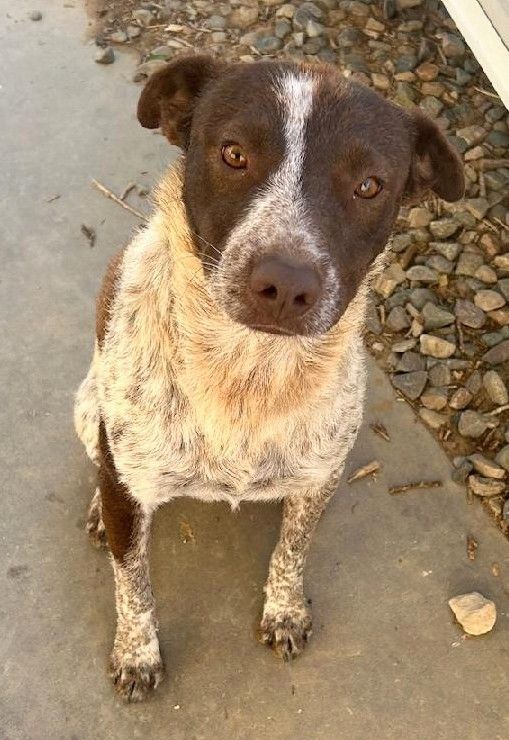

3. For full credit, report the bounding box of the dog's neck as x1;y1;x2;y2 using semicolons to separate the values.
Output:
149;164;370;443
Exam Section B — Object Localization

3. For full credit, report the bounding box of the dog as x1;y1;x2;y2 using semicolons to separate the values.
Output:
74;55;464;701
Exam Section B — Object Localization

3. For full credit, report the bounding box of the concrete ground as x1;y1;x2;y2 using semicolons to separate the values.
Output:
1;2;509;739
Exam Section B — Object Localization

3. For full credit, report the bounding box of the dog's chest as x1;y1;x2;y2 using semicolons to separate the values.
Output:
108;355;365;508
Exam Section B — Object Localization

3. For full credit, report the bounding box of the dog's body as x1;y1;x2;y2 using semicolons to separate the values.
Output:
75;57;464;701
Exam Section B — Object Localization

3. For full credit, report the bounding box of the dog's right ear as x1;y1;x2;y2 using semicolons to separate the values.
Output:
137;54;223;148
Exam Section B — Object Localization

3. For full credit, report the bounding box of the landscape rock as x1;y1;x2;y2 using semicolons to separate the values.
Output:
468;475;506;497
483;371;508;405
392;371;428;400
420;334;456;359
483;340;509;365
95;46;115;64
458;410;495;438
448;592;496;635
469;454;506;479
474;290;506;312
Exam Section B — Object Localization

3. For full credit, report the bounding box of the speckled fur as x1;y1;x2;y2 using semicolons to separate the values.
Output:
74;162;387;699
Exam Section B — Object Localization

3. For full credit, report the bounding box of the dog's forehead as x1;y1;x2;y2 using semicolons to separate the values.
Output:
197;62;408;152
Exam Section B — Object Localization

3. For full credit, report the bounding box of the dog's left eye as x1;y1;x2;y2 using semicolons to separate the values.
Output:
354;176;383;199
221;143;247;169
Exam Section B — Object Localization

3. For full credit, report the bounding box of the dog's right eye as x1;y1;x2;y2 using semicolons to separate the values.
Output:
221;143;247;170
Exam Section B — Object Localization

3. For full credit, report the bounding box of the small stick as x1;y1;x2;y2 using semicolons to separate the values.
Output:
46;194;61;203
347;460;381;484
91;179;148;221
389;480;442;495
493;217;509;233
81;223;96;247
470;158;509;171
120;181;136;201
487;403;509;416
466;533;478;561
473;86;501;100
370;422;390;442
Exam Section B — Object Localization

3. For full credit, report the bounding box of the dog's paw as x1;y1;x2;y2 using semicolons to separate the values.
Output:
109;650;164;702
259;607;312;661
86;487;108;550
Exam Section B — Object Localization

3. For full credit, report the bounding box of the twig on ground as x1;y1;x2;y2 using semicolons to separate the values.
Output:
120;181;136;201
81;223;96;247
91;179;148;221
466;534;478;561
473;86;501;100
347;460;381;484
370;422;390;442
388;480;442;495
487;404;509;416
46;194;61;203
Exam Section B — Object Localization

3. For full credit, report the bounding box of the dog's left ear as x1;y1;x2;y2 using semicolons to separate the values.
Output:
404;110;465;202
137;54;223;148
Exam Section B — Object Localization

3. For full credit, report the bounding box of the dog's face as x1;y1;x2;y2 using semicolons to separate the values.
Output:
138;56;464;336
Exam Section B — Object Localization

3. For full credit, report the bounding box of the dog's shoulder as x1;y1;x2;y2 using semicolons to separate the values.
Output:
96;248;126;349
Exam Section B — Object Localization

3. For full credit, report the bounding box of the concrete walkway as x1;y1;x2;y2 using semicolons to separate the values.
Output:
1;3;509;738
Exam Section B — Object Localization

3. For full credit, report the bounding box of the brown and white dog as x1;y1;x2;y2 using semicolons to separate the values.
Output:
75;55;464;701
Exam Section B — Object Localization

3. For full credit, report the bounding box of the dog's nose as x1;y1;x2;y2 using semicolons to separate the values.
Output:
249;256;322;321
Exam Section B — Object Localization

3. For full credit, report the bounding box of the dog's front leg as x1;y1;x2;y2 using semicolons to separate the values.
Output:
260;484;336;660
99;423;163;702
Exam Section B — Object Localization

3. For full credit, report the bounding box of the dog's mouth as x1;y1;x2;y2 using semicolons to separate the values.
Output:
247;323;298;337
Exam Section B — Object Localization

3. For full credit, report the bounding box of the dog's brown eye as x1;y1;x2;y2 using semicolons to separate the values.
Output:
354;176;383;199
221;143;247;169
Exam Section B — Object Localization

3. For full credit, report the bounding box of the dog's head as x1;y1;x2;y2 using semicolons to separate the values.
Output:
138;55;464;336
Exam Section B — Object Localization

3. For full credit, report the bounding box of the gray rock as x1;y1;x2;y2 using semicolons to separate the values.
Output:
449;387;473;410
429;363;451;387
391;234;412;253
275;19;292;38
386;306;410;332
406;266;438;283
305;19;324;37
420;96;443;118
483;340;509;365
455;299;486;329
426;255;453;274
95;46;115;64
420;386;448;411
456;125;486;146
458;410;495;438
487;131;509;148
452;458;474;484
464;198;490;220
133;8;154;27
456;253;484;277
110;30;128;43
468;475;505;497
420;334;456;359
495;445;509;472
396;351;426;372
392;371;428;400
30;10;42;20
205;15;227;30
483;370;509;405
126;25;141;39
254;36;283;54
439;32;465;58
396;0;423;7
430;242;461;261
503;498;509;521
409;288;437;310
474;290;506;312
422;302;455;330
429;218;459;239
419;408;447;429
336;28;362;48
465;370;483;395
469;453;506;479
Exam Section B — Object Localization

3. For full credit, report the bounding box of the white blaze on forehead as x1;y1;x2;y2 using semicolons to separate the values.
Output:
273;71;315;200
